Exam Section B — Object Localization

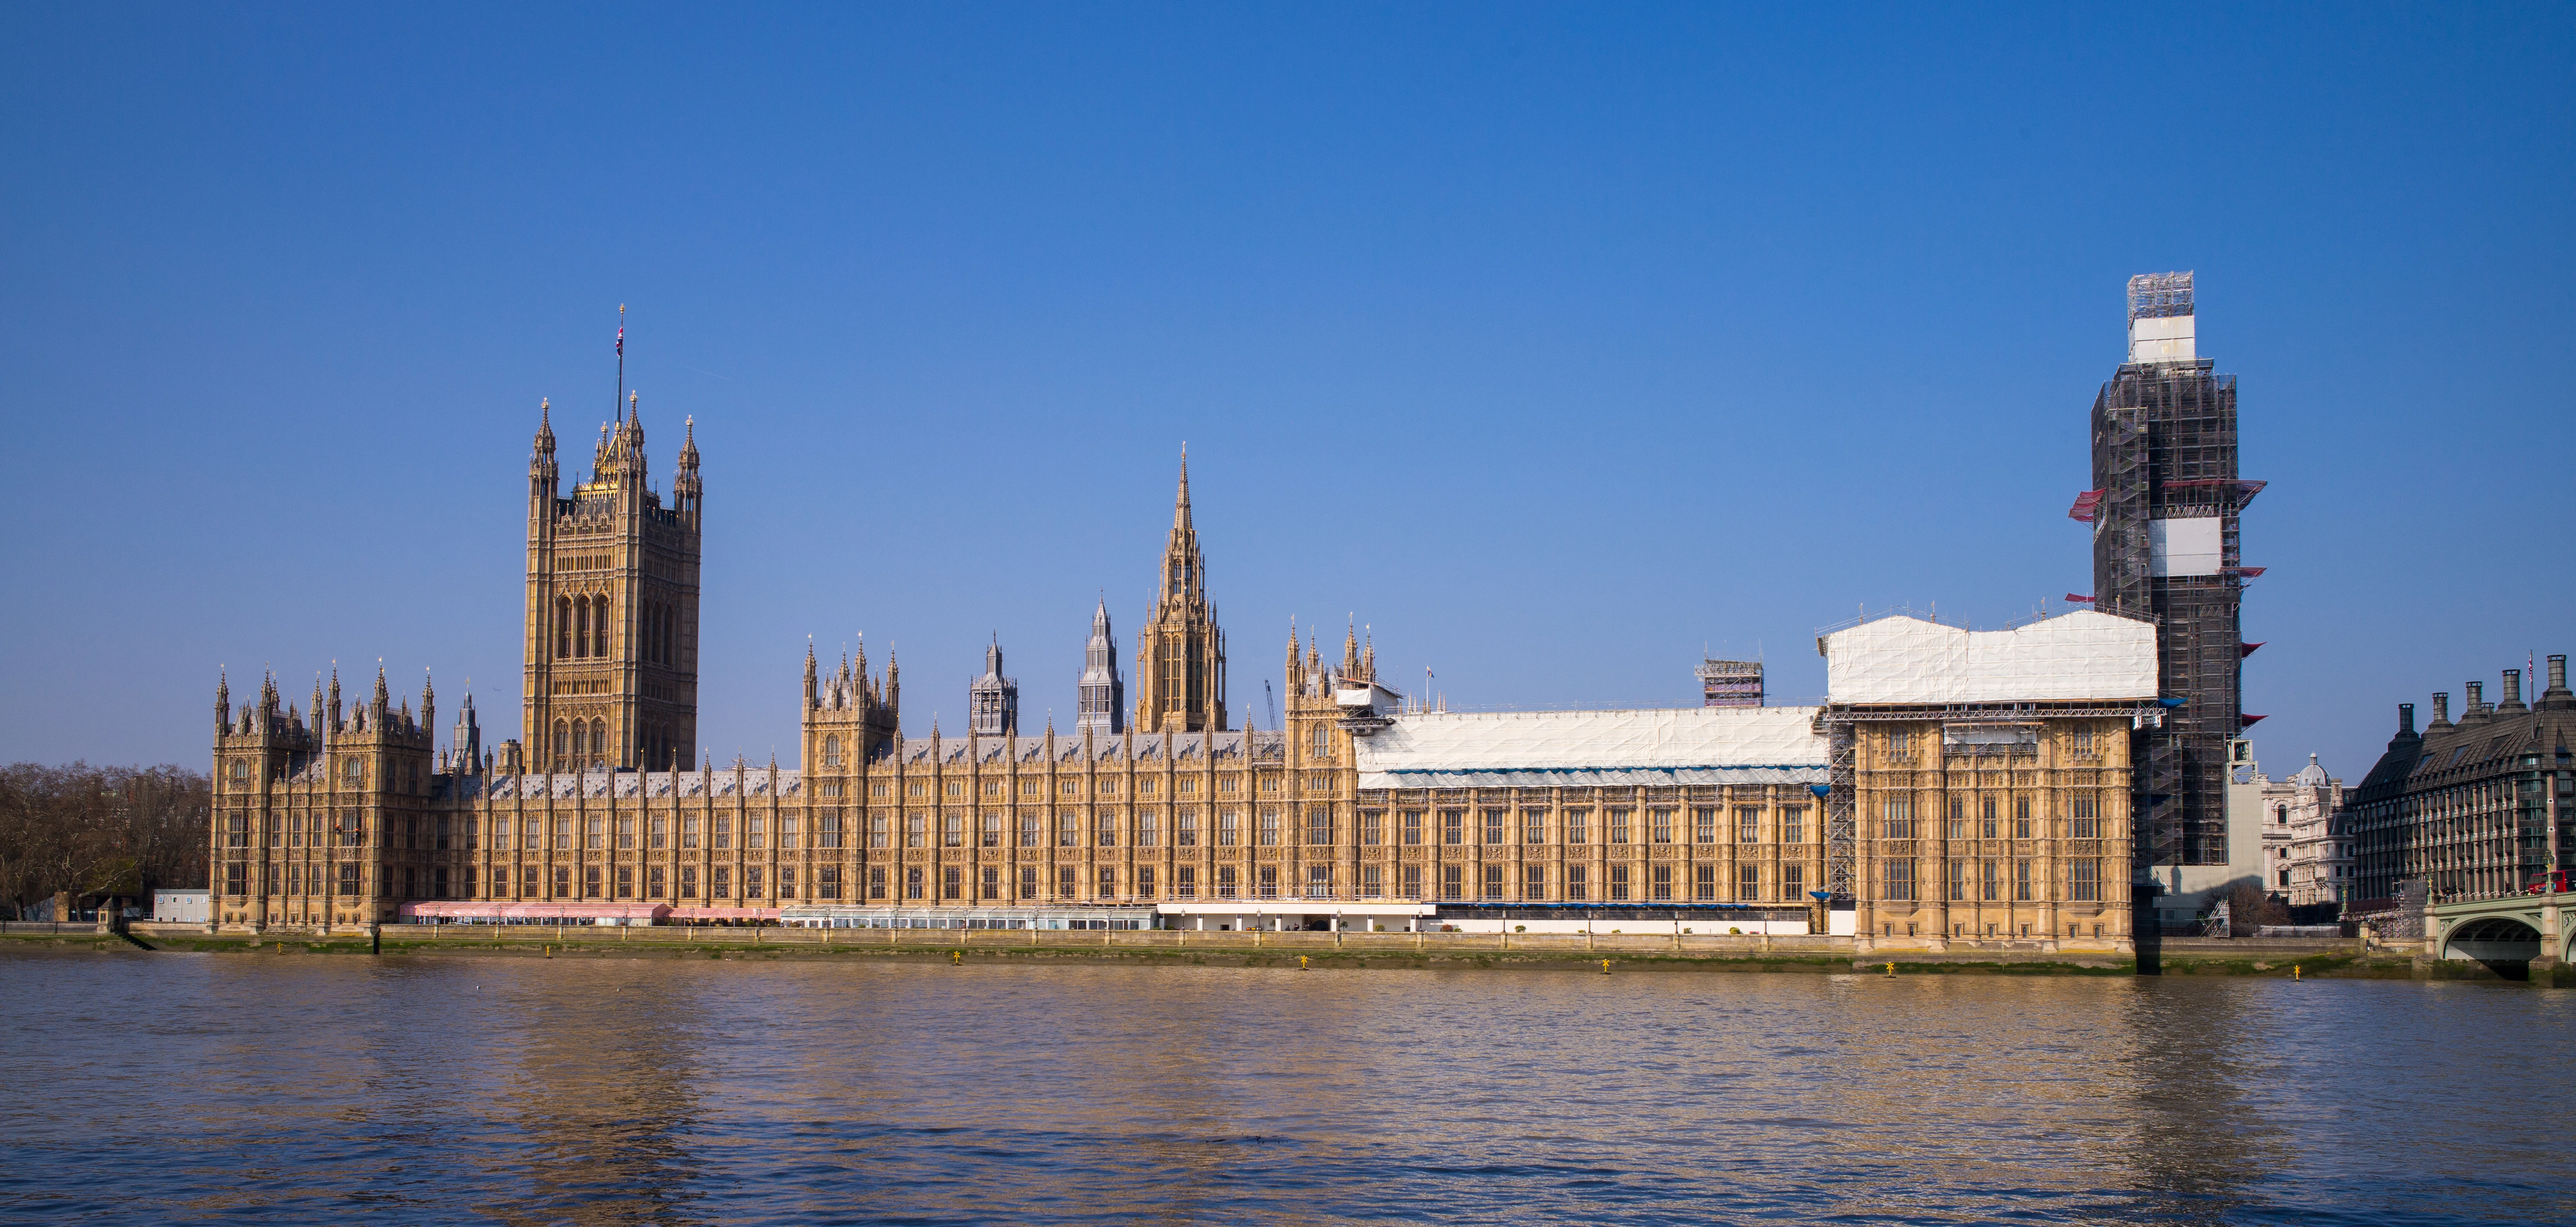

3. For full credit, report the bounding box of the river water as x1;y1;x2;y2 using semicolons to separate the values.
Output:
1;950;2568;1225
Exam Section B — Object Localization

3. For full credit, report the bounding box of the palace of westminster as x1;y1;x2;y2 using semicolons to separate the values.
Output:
205;387;2156;952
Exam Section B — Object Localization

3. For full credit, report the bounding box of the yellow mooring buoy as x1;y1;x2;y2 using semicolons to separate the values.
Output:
951;950;962;965
1886;962;1896;977
1601;958;1612;975
1298;955;1309;971
2293;964;2302;981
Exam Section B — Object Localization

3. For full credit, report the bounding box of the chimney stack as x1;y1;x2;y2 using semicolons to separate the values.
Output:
2431;691;2452;727
2465;680;2487;722
2543;654;2574;711
2398;703;2415;737
2501;669;2528;712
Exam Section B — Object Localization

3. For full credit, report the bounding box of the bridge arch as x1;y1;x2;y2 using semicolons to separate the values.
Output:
2443;915;2543;978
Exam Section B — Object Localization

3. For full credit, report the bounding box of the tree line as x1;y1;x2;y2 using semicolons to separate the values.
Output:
0;762;208;916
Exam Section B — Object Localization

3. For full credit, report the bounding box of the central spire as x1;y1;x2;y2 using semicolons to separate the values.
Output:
1172;444;1193;534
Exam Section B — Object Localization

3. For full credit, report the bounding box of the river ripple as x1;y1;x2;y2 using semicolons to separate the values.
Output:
0;949;2568;1225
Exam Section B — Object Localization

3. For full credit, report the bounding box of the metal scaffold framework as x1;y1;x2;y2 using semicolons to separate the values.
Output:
2081;271;2260;872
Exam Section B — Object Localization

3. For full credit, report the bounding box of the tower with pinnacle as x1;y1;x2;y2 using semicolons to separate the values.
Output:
1076;598;1124;735
1133;451;1227;733
523;387;704;773
969;636;1018;737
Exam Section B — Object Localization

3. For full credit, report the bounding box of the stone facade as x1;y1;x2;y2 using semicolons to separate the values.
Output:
2256;754;2351;908
1841;710;2137;949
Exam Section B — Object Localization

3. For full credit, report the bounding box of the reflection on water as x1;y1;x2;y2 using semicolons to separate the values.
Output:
2;950;2569;1225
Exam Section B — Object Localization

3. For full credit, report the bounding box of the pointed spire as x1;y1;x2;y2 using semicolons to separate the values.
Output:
373;665;389;709
1342;616;1359;677
534;398;557;453
1173;444;1192;532
215;669;231;720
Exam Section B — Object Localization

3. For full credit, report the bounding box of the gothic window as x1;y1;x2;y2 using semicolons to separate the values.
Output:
1649;808;1674;844
1981;797;1999;840
2014;798;2033;840
553;721;569;765
557;597;573;659
593;596;611;657
1564;809;1588;844
1651;864;1673;902
1098;868;1117;899
981;811;1001;847
1311;724;1330;760
1781;807;1806;844
820;735;841;768
1737;864;1759;902
590;719;607;768
571;722;588;758
1736;808;1761;844
1176;807;1198;847
1307;805;1331;846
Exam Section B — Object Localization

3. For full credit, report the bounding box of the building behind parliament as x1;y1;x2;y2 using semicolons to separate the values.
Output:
209;375;2165;952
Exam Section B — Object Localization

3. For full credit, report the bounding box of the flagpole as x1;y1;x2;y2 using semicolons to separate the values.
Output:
615;303;626;417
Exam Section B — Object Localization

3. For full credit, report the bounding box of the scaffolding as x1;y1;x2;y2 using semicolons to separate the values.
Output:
1698;658;1763;708
2089;271;2254;870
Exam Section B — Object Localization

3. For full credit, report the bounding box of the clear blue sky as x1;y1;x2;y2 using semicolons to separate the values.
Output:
4;3;2569;781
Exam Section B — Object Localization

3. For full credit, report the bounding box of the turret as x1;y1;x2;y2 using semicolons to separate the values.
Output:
674;415;703;528
452;691;482;774
214;669;230;732
970;635;1017;737
1077;598;1125;735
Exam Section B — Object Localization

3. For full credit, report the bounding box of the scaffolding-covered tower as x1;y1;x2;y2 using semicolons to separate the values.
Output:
2077;272;2262;875
1698;659;1763;708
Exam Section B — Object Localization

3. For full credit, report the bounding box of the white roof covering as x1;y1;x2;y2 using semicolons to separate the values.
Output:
1353;707;1827;789
1822;611;2158;705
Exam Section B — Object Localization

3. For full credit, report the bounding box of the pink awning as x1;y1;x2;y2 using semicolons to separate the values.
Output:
399;901;671;921
667;906;780;921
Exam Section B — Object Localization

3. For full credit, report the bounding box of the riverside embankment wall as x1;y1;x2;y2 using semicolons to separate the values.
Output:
0;922;2459;978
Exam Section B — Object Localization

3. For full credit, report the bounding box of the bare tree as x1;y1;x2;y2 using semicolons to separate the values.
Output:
2224;881;2291;937
0;763;209;916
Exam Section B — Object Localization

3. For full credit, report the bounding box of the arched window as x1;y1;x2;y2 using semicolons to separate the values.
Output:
571;721;588;757
556;597;572;659
824;735;842;767
574;597;591;658
591;718;608;768
553;720;568;765
594;598;611;657
1312;723;1330;759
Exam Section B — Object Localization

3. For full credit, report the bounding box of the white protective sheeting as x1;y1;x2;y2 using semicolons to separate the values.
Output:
1822;611;2158;705
1354;706;1827;790
2149;516;2224;577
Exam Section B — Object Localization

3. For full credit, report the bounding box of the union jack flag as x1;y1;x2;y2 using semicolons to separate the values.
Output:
616;325;624;357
